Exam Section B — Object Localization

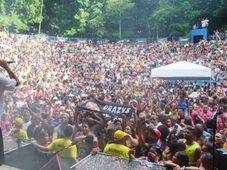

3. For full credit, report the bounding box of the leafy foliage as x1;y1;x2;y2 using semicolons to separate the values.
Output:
0;0;226;38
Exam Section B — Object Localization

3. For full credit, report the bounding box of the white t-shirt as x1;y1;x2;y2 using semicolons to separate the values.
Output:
23;121;32;132
201;20;206;28
0;76;16;115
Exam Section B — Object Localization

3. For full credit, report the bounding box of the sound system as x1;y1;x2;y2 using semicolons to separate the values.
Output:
2;137;75;170
4;142;48;170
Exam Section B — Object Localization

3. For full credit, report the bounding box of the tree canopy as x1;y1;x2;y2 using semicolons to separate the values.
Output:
0;0;226;39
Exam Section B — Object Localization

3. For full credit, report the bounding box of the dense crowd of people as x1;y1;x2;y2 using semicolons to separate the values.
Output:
0;32;227;170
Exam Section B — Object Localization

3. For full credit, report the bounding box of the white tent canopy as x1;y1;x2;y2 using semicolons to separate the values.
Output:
151;61;212;80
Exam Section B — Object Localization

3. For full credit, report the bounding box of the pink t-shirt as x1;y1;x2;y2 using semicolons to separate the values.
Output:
217;115;225;130
198;110;213;121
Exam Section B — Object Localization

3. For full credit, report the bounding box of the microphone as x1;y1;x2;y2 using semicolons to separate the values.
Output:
7;61;15;64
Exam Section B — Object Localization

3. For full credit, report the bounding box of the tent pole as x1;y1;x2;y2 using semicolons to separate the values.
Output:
210;77;211;90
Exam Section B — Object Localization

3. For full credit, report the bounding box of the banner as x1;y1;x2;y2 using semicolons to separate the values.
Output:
81;98;133;118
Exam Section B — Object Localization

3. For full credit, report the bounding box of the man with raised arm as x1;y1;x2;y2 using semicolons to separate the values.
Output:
0;59;20;165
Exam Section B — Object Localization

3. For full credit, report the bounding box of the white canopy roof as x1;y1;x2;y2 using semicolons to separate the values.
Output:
151;61;212;80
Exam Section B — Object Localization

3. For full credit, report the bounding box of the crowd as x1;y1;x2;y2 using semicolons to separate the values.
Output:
0;32;227;170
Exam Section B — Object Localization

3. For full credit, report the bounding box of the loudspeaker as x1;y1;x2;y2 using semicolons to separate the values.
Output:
194;35;204;43
215;148;227;170
4;142;74;170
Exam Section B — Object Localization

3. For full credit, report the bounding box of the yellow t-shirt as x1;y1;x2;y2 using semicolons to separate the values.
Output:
12;128;29;140
104;143;130;158
48;139;77;159
184;141;200;164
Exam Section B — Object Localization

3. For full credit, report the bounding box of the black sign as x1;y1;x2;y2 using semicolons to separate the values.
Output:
81;98;133;118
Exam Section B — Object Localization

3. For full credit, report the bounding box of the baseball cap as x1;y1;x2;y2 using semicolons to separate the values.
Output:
114;130;128;141
15;118;24;126
152;129;162;138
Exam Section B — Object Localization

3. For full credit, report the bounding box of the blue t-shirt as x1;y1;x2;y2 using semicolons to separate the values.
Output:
178;99;187;109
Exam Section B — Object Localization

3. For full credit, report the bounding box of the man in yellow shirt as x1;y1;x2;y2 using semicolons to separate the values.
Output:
104;130;131;158
32;125;77;163
11;118;29;140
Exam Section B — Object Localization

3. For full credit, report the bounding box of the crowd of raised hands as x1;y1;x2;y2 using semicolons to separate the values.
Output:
0;33;226;170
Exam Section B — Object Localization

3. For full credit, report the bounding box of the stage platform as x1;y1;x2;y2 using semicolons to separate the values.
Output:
4;137;23;153
0;164;22;170
71;153;166;170
3;138;166;170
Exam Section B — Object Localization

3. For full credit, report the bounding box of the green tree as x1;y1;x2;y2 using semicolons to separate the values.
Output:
0;0;226;38
0;0;41;33
42;0;80;35
105;0;134;39
150;0;195;38
73;0;106;38
131;0;159;38
86;1;106;38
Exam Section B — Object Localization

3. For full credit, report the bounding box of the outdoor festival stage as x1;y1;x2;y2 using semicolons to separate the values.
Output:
3;138;166;170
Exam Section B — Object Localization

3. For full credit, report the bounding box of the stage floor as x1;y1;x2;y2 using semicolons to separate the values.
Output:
0;164;22;170
3;137;30;153
4;137;19;153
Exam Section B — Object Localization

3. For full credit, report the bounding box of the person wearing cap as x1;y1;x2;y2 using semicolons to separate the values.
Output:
11;118;29;140
103;130;131;158
52;112;74;140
